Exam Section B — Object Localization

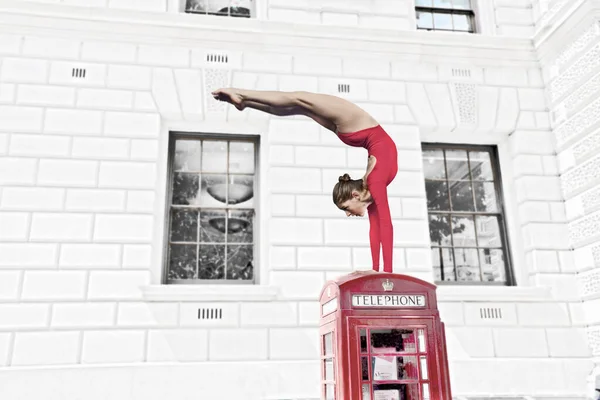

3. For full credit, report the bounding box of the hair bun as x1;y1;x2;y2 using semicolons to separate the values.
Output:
338;173;351;183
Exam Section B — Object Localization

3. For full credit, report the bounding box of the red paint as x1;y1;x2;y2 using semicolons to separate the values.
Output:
319;271;452;400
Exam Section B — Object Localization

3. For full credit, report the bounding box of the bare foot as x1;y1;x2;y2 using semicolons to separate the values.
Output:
212;88;245;110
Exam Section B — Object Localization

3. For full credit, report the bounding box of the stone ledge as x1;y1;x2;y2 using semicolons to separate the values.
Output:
437;286;553;302
141;284;280;302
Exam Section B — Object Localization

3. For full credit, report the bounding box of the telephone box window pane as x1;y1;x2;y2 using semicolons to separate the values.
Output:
362;384;371;400
325;384;335;399
373;356;419;380
360;329;368;353
362;357;369;380
371;329;417;353
325;359;334;381
373;384;419;400
419;356;429;380
324;333;333;356
422;383;431;399
418;330;426;353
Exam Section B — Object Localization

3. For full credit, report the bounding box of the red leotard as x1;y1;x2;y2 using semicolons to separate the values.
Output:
337;125;398;273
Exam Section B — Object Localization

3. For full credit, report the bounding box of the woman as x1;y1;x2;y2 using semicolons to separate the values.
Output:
212;88;398;273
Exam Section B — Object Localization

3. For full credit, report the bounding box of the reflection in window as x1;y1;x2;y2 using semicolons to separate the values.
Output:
185;0;255;18
422;144;512;285
167;135;258;283
415;0;475;33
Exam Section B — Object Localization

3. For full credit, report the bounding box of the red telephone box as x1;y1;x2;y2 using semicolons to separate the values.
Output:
319;271;452;400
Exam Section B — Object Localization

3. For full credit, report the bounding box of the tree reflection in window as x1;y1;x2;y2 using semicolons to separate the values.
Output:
185;0;254;18
422;145;511;285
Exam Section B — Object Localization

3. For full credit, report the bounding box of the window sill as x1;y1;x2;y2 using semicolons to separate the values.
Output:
141;285;280;302
436;286;553;302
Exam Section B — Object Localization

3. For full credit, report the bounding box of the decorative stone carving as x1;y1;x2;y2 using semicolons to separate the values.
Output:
588;326;600;356
580;268;600;297
554;96;600;148
582;186;600;214
555;21;600;70
452;83;477;125
203;68;231;115
568;211;600;245
549;43;600;103
561;70;600;113
573;131;600;162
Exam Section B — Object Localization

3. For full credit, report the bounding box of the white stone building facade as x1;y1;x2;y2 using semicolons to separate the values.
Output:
0;0;597;398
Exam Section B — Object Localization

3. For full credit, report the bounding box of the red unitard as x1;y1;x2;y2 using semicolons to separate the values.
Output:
337;125;398;273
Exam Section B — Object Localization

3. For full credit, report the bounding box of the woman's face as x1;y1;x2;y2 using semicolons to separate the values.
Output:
338;190;370;217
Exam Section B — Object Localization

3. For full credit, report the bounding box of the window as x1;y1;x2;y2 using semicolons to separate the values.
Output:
422;144;513;285
415;0;475;33
165;133;259;284
185;0;255;18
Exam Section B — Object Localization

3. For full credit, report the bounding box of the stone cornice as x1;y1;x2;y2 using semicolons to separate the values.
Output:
0;0;538;66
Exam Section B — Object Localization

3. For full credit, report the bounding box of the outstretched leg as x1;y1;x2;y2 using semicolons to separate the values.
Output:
212;88;377;133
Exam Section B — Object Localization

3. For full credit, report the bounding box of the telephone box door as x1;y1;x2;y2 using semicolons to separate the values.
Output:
348;317;440;400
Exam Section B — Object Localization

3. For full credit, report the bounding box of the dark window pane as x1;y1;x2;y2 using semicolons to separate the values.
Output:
170;209;198;242
198;244;225;279
453;0;471;9
360;329;367;353
371;329;417;353
432;247;455;282
470;151;493;180
186;0;207;12
229;6;251;17
450;181;475;211
416;11;433;29
473;181;498;212
434;12;453;30
476;216;502;247
425;181;450;210
172;173;200;205
226;245;253;280
202;174;227;206
446;150;470;180
480;248;506;282
168;244;197;280
454;248;480;281
433;0;452;8
174;140;201;172
227;210;253;243
415;0;433;6
362;356;369;380
429;214;452;246
202;140;227;173
228;175;254;206
422;149;446;179
200;210;226;243
453;13;472;31
451;215;476;247
229;141;255;174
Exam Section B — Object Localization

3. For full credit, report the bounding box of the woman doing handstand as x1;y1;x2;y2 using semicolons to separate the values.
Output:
212;88;398;273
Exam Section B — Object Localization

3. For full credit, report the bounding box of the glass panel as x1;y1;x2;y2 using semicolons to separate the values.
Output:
360;329;368;353
452;0;471;9
425;181;450;210
227;210;253;243
324;333;333;356
174;140;201;172
197;244;225;279
373;384;420;400
433;12;453;30
422;150;446;180
325;384;335;400
422;383;431;400
418;330;426;353
473;181;498;212
186;0;207;13
202;174;228;206
416;11;433;29
170;209;198;242
168;244;197;279
476;216;501;247
202;140;227;173
480;248;506;282
420;356;429;380
433;0;452;8
362;356;369;381
371;329;417;353
453;13;471;31
229;141;254;173
415;0;432;6
362;384;371;400
200;210;226;243
372;355;418;381
228;174;254;207
229;6;251;17
432;247;455;282
429;214;452;246
172;173;200;205
452;215;476;247
454;248;480;281
470;151;493;180
449;181;475;211
226;245;253;280
446;150;470;180
325;359;334;381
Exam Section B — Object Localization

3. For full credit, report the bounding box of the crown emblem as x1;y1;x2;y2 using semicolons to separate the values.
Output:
382;279;394;292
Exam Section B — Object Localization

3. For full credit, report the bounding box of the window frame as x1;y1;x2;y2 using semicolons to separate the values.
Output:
183;0;256;18
422;143;515;286
163;131;261;285
415;1;477;33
